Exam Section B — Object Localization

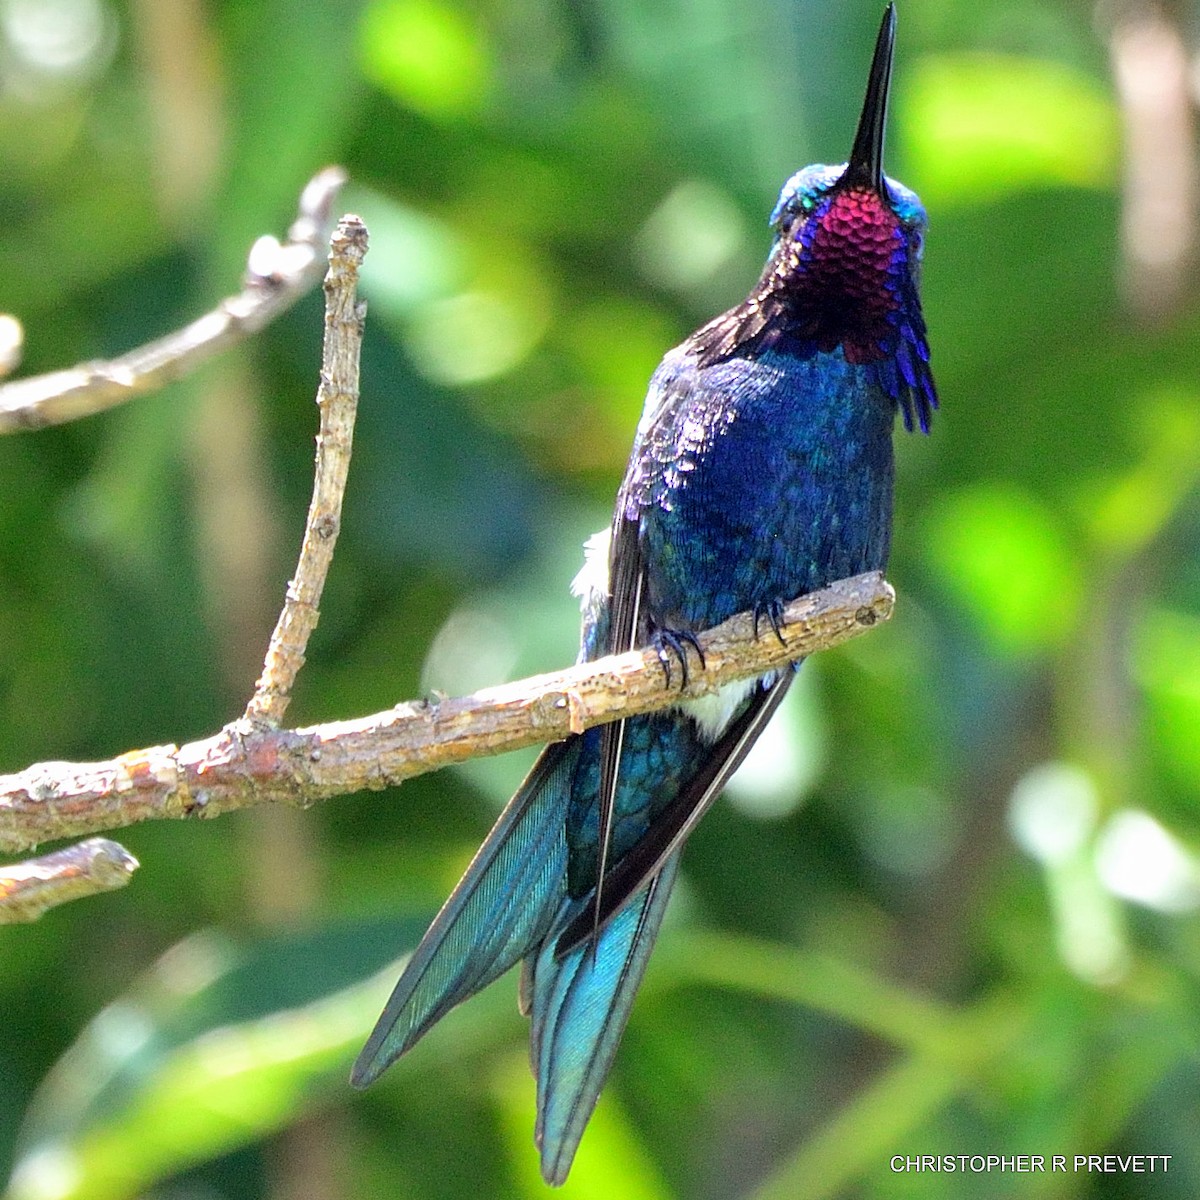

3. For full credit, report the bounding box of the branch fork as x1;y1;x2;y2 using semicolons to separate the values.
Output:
0;173;897;920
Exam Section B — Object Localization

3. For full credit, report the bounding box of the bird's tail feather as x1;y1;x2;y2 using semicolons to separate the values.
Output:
529;851;682;1185
351;740;578;1087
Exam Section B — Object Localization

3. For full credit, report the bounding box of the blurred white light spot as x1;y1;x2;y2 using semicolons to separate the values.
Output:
637;179;748;293
0;312;23;376
194;1025;259;1080
1008;762;1098;865
423;605;520;697
1;0;110;76
90;1001;153;1061
7;1142;81;1200
1095;809;1200;913
726;673;824;819
1055;868;1131;987
155;930;236;997
1010;763;1131;986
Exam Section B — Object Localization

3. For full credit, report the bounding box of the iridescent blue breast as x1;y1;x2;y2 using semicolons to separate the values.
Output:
628;344;896;631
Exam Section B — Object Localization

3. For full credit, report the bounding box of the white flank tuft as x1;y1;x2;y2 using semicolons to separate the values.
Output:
571;528;611;612
680;676;763;743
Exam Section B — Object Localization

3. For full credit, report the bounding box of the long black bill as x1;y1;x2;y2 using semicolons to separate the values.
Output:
843;4;896;191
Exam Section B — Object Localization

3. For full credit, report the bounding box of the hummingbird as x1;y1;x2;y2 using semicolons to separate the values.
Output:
351;3;936;1184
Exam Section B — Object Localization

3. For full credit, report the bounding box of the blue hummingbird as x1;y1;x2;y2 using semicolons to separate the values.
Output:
351;3;936;1184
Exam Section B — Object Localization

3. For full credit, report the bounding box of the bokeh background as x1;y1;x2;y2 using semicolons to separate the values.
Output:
2;0;1199;1196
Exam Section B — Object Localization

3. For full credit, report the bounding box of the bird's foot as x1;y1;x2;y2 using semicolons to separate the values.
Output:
649;627;705;688
752;599;788;647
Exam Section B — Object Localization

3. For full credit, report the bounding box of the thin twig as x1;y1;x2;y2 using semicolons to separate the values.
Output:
0;838;138;923
0;166;347;434
0;188;357;923
245;215;367;727
0;570;893;858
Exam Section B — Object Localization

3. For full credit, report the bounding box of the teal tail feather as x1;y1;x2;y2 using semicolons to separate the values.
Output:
350;727;682;1187
529;853;681;1185
350;741;577;1087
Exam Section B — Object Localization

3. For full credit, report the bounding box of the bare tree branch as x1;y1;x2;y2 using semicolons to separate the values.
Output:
245;215;367;727
0;192;362;922
0;570;893;858
0;193;896;927
0;166;347;434
0;838;139;923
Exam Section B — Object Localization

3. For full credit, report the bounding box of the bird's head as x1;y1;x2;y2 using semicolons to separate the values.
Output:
764;4;936;432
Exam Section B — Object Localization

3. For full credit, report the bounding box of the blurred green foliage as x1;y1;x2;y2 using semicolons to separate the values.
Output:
1;0;1199;1197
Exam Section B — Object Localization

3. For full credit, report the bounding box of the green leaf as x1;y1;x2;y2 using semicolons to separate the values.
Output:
360;0;490;120
6;919;425;1200
900;54;1118;207
920;484;1083;656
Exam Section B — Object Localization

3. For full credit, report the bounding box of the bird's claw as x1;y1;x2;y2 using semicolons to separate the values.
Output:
752;599;788;647
650;628;705;689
